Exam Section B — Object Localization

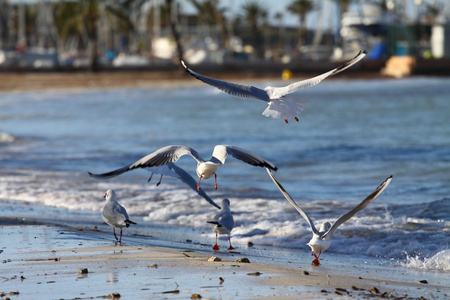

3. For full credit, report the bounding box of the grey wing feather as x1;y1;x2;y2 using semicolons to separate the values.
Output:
103;201;128;225
166;163;221;209
129;145;202;168
88;164;131;179
268;50;367;99
323;175;393;238
213;145;277;171
218;212;234;230
266;168;319;235
181;60;270;102
88;145;202;180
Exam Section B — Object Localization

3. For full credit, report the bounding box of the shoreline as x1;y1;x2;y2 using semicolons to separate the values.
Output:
0;70;388;93
1;217;447;299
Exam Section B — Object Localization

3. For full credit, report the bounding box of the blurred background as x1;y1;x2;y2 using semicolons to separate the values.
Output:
0;0;449;75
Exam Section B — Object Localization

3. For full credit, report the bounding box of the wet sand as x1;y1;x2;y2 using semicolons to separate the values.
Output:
1;218;447;299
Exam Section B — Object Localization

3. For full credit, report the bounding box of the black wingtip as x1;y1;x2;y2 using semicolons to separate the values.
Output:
87;172;94;177
362;50;368;54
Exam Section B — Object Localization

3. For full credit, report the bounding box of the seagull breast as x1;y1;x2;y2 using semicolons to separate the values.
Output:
307;235;332;253
196;162;219;179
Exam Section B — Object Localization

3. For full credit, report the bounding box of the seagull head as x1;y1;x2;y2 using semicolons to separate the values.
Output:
221;198;231;209
104;189;117;201
319;222;331;234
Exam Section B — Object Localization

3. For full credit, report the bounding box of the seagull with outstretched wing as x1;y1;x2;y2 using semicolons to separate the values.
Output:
266;169;392;265
89;145;277;193
181;50;367;123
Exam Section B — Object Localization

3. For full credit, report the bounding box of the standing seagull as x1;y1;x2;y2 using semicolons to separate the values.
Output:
102;189;137;244
181;50;367;123
207;198;235;251
88;145;277;191
266;169;392;265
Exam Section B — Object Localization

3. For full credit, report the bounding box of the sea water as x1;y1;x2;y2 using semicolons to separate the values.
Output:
0;77;449;273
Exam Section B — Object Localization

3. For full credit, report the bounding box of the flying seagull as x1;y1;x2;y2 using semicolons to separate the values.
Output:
266;169;392;265
88;145;277;191
181;50;367;123
102;189;137;245
207;198;235;251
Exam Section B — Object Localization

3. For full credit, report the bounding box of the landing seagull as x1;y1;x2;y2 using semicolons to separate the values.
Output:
181;50;367;123
207;198;235;251
88;145;277;192
102;189;137;245
266;169;392;265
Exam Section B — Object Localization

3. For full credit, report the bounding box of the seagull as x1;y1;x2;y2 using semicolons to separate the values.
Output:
266;169;392;266
181;50;367;123
102;189;137;245
207;198;235;251
88;145;277;191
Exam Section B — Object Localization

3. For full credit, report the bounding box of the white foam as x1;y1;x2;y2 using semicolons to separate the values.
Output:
402;250;450;271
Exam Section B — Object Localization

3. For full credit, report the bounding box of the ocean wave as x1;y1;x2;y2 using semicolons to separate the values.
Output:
402;250;450;271
0;132;16;143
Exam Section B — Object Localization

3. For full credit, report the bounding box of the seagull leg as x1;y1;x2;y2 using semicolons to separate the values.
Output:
227;236;235;250
156;175;163;186
119;228;123;245
147;173;154;183
113;228;118;241
284;119;288;124
295;117;299;122
197;174;203;190
214;173;218;190
212;233;220;250
311;251;321;266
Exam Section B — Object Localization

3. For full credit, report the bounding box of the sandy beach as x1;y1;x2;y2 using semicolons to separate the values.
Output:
0;69;382;93
1;217;447;300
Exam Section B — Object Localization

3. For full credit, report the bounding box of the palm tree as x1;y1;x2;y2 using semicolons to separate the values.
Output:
188;0;228;48
287;0;315;48
241;0;267;59
54;0;133;72
165;0;184;64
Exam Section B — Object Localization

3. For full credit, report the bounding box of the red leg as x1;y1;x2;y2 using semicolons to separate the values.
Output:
227;236;235;250
113;227;119;242
284;119;288;124
147;173;154;183
212;233;220;250
311;251;321;266
197;174;203;190
214;173;218;190
119;228;123;245
295;117;299;122
156;175;163;186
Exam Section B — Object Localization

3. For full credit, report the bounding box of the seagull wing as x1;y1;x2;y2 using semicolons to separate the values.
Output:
181;60;270;102
323;175;393;238
104;201;129;225
211;145;277;171
217;210;234;230
165;163;221;209
88;145;203;179
266;168;320;235
267;51;367;99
